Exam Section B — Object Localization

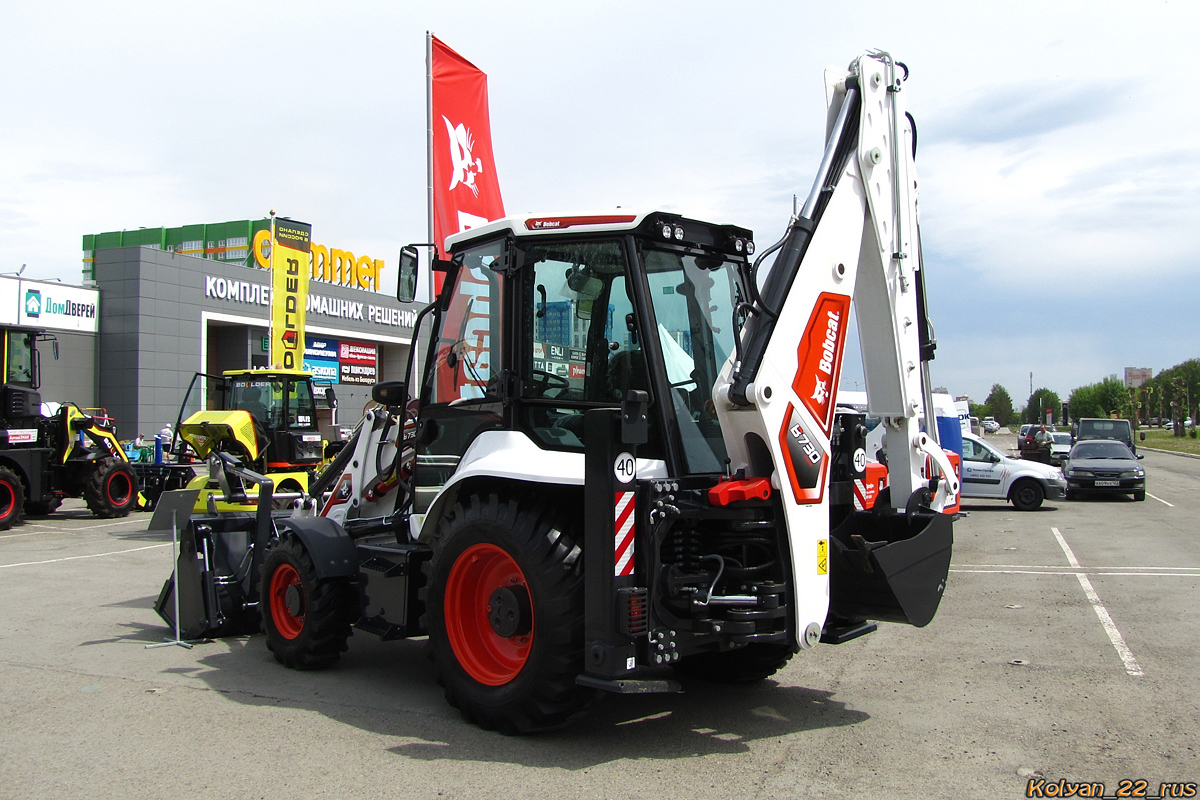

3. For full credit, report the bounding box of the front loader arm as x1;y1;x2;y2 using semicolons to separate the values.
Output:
713;52;953;639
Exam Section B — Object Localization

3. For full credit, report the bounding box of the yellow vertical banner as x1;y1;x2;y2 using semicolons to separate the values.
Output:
269;218;311;370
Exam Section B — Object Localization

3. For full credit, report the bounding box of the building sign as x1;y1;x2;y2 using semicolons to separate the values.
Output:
339;341;378;385
302;335;377;385
16;280;99;332
303;336;340;380
253;228;386;292
203;274;418;333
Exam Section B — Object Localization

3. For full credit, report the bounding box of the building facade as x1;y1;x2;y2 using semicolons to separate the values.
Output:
84;220;422;439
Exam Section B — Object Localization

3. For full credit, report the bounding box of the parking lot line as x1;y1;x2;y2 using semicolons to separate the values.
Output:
954;563;1200;573
1146;492;1174;507
1051;526;1144;677
0;543;169;569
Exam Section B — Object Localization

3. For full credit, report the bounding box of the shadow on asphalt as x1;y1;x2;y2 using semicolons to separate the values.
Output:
166;631;869;766
959;503;1063;513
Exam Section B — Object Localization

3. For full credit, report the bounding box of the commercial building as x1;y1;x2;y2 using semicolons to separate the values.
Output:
71;218;422;438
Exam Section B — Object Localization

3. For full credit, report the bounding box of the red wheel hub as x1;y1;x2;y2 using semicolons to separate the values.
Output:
0;481;13;518
268;563;305;639
444;543;533;686
107;471;132;506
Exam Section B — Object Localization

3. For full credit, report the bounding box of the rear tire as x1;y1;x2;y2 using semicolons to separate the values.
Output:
674;643;794;683
422;491;599;734
1009;479;1044;511
0;467;25;530
273;479;305;511
84;458;138;518
261;536;355;669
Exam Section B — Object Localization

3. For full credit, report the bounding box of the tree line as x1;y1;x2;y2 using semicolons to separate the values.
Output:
967;358;1200;432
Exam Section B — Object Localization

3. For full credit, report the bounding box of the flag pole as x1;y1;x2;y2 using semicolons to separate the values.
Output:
426;31;435;254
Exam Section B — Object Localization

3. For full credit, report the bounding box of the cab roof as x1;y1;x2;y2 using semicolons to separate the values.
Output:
223;369;313;379
444;211;755;258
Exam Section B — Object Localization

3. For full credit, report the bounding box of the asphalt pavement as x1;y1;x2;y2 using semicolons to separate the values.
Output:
1;447;1196;799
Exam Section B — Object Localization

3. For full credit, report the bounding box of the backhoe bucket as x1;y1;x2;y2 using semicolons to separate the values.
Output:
828;509;953;627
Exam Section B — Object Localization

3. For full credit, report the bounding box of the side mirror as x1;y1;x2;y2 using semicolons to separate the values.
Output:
397;245;419;303
372;381;407;411
1136;454;1145;460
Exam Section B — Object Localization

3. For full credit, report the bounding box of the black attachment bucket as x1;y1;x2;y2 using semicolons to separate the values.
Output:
828;509;953;627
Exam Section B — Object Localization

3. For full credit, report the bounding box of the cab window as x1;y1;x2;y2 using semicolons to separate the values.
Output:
6;331;35;387
518;240;653;451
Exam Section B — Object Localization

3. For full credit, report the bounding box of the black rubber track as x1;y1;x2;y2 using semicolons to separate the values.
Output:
0;466;25;530
421;491;601;734
674;642;795;684
83;458;138;518
261;535;355;670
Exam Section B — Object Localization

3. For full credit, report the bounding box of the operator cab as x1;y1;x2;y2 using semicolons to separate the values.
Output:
173;369;331;469
402;212;753;511
223;370;323;467
2;327;47;420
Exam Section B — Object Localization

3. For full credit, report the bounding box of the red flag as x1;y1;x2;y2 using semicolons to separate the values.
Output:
429;36;505;256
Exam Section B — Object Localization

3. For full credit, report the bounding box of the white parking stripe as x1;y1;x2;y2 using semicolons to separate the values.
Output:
952;568;1199;577
955;563;1200;571
1147;492;1174;507
0;543;169;569
1051;526;1144;677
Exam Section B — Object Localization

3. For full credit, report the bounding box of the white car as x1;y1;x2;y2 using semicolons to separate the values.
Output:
959;432;1067;511
1049;432;1072;465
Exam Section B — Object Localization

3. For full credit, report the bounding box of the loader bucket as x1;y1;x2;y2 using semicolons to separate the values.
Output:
828;509;953;627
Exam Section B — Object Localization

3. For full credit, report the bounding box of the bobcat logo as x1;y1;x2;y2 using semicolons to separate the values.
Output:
444;116;484;196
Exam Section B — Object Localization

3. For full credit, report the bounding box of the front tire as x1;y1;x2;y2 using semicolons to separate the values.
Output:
1133;490;1146;502
0;467;25;530
84;458;138;518
423;491;599;734
1010;479;1044;511
261;536;355;669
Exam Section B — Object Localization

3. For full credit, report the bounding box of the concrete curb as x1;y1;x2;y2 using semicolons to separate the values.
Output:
1139;445;1200;461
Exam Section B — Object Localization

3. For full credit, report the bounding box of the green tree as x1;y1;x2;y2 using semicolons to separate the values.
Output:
1069;376;1137;424
1024;388;1061;424
984;384;1015;426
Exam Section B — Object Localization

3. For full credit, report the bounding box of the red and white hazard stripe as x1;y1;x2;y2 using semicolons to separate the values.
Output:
852;478;867;511
614;491;635;576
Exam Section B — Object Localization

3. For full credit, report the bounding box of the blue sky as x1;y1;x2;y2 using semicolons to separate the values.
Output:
1;0;1196;406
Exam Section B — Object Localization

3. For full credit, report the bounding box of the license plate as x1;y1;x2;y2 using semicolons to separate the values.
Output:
1094;480;1120;487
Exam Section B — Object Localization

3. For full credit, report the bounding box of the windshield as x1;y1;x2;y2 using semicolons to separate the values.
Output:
228;376;317;430
1079;420;1129;437
1071;441;1134;460
642;247;742;473
1052;433;1071;445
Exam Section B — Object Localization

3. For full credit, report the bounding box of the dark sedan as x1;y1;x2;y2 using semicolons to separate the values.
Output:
1062;440;1146;501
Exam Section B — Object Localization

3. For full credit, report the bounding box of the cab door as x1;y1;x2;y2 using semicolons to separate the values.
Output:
411;238;508;513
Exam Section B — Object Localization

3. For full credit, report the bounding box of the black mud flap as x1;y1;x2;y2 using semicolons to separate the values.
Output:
828;509;953;627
